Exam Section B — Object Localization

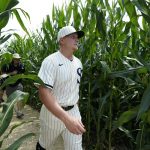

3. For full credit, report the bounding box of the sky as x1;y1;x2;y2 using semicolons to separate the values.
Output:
4;0;70;36
3;0;141;38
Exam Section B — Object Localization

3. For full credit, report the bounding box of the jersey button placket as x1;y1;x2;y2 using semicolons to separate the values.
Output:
68;61;74;105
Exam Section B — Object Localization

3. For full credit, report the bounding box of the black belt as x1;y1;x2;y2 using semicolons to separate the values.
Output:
61;105;74;111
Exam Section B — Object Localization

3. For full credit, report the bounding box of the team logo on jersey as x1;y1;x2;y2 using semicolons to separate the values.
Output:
59;64;63;66
77;68;82;84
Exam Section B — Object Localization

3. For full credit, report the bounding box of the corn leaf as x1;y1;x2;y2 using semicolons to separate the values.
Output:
122;0;139;26
0;90;29;136
6;133;35;150
113;107;138;130
0;0;11;12
12;9;29;35
0;34;11;44
96;10;106;38
132;0;150;24
0;74;44;90
137;83;150;121
0;11;10;29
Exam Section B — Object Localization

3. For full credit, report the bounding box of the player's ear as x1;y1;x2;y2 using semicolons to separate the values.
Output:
59;37;66;45
59;38;63;43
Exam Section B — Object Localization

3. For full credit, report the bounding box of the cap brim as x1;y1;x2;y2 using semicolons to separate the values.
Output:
76;31;84;38
13;57;21;59
66;31;84;39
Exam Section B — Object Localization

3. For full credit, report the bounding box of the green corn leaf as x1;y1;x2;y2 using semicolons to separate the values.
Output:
45;15;54;37
118;0;124;10
122;0;139;26
132;0;150;24
118;126;134;140
133;0;150;15
96;10;106;38
12;9;29;35
113;107;138;130
73;4;81;28
137;83;150;121
0;0;11;12
0;90;29;136
0;74;44;90
17;8;30;21
142;13;150;24
105;0;113;20
66;0;72;24
0;34;12;44
0;52;12;70
110;66;147;78
100;61;111;74
42;26;52;46
0;10;10;29
13;33;21;40
52;3;55;21
1;120;32;147
0;0;19;29
6;133;35;150
124;56;144;66
6;0;19;10
59;9;66;27
123;22;131;34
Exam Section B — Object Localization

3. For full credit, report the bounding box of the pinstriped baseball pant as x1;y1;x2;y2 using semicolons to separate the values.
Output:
38;104;83;150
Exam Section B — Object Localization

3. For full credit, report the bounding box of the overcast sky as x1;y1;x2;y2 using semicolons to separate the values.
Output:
4;0;70;35
3;0;133;37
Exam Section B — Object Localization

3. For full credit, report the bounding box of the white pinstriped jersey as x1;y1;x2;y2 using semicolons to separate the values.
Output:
38;51;83;106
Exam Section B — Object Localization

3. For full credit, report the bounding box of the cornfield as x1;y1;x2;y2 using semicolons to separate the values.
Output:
0;0;150;149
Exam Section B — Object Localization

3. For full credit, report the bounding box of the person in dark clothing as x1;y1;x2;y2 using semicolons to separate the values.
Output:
1;53;25;119
0;74;8;103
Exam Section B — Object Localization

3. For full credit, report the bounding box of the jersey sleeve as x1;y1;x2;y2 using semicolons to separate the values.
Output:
38;58;57;89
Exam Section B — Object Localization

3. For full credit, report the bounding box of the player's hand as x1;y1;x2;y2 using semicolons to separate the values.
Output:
64;116;86;135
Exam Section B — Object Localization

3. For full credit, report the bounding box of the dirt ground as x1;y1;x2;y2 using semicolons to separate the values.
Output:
1;105;64;150
1;105;40;150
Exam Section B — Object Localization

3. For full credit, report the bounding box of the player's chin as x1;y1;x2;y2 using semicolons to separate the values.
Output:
73;46;78;51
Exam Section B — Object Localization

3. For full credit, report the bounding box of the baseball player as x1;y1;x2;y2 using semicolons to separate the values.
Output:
36;26;86;150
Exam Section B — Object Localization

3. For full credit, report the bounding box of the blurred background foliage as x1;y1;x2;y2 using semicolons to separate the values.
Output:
0;0;150;149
